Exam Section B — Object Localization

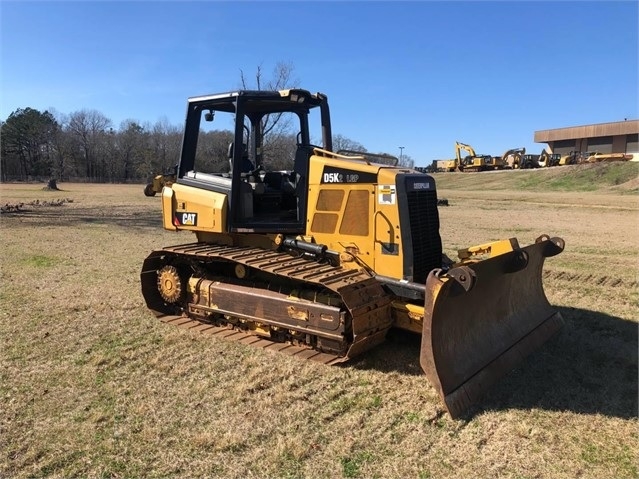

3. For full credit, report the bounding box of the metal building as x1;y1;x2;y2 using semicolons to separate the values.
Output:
534;119;639;159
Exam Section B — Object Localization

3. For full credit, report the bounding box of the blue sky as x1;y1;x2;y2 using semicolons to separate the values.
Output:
1;1;637;164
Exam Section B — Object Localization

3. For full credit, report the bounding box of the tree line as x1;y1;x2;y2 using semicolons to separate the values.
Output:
0;106;414;184
1;63;417;183
0;107;184;183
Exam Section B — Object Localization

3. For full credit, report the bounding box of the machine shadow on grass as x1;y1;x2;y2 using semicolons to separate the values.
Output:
349;306;638;420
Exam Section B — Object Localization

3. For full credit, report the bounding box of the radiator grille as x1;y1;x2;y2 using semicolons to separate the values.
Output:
405;188;442;284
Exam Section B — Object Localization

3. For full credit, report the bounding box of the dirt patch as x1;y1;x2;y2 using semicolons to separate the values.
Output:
610;175;639;191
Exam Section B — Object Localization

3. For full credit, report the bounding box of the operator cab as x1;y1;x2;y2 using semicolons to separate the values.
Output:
176;89;332;234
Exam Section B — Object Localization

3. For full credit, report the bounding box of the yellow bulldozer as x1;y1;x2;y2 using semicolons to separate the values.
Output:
140;89;565;418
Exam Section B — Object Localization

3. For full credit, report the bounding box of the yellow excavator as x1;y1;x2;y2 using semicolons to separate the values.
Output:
455;141;506;171
500;147;526;169
141;89;565;418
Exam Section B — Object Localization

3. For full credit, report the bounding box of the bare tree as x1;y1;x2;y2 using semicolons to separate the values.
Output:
239;62;302;169
239;61;298;92
397;153;415;168
49;110;74;180
149;117;182;173
195;129;234;173
117;120;147;181
67;109;112;180
333;134;367;153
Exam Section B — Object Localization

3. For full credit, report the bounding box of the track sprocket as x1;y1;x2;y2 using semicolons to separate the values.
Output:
157;265;184;303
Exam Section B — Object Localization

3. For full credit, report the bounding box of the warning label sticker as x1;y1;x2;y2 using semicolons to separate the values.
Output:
378;185;396;205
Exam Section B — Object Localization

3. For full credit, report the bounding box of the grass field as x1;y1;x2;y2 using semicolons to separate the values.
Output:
1;162;637;478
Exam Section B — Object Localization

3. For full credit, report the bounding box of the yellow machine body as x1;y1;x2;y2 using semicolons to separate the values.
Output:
141;89;565;418
144;172;176;197
455;141;506;172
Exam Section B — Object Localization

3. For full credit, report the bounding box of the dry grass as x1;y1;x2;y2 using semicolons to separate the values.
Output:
1;170;637;479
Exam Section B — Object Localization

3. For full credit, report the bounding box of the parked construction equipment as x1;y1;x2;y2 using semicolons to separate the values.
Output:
559;150;584;166
500;147;526;169
436;158;460;172
140;88;565;418
538;150;561;168
586;152;633;163
519;154;541;169
144;169;177;197
455;141;506;171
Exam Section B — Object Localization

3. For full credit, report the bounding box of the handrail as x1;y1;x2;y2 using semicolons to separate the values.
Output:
311;147;399;166
312;147;369;163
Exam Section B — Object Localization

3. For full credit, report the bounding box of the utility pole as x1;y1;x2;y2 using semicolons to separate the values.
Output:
399;146;404;163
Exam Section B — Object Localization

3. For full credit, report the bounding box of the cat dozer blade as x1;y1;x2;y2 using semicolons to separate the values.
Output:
420;235;565;418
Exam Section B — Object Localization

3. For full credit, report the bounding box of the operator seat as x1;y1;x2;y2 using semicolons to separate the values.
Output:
228;142;254;174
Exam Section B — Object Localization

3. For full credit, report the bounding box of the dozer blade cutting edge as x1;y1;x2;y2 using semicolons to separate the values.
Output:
420;235;565;418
